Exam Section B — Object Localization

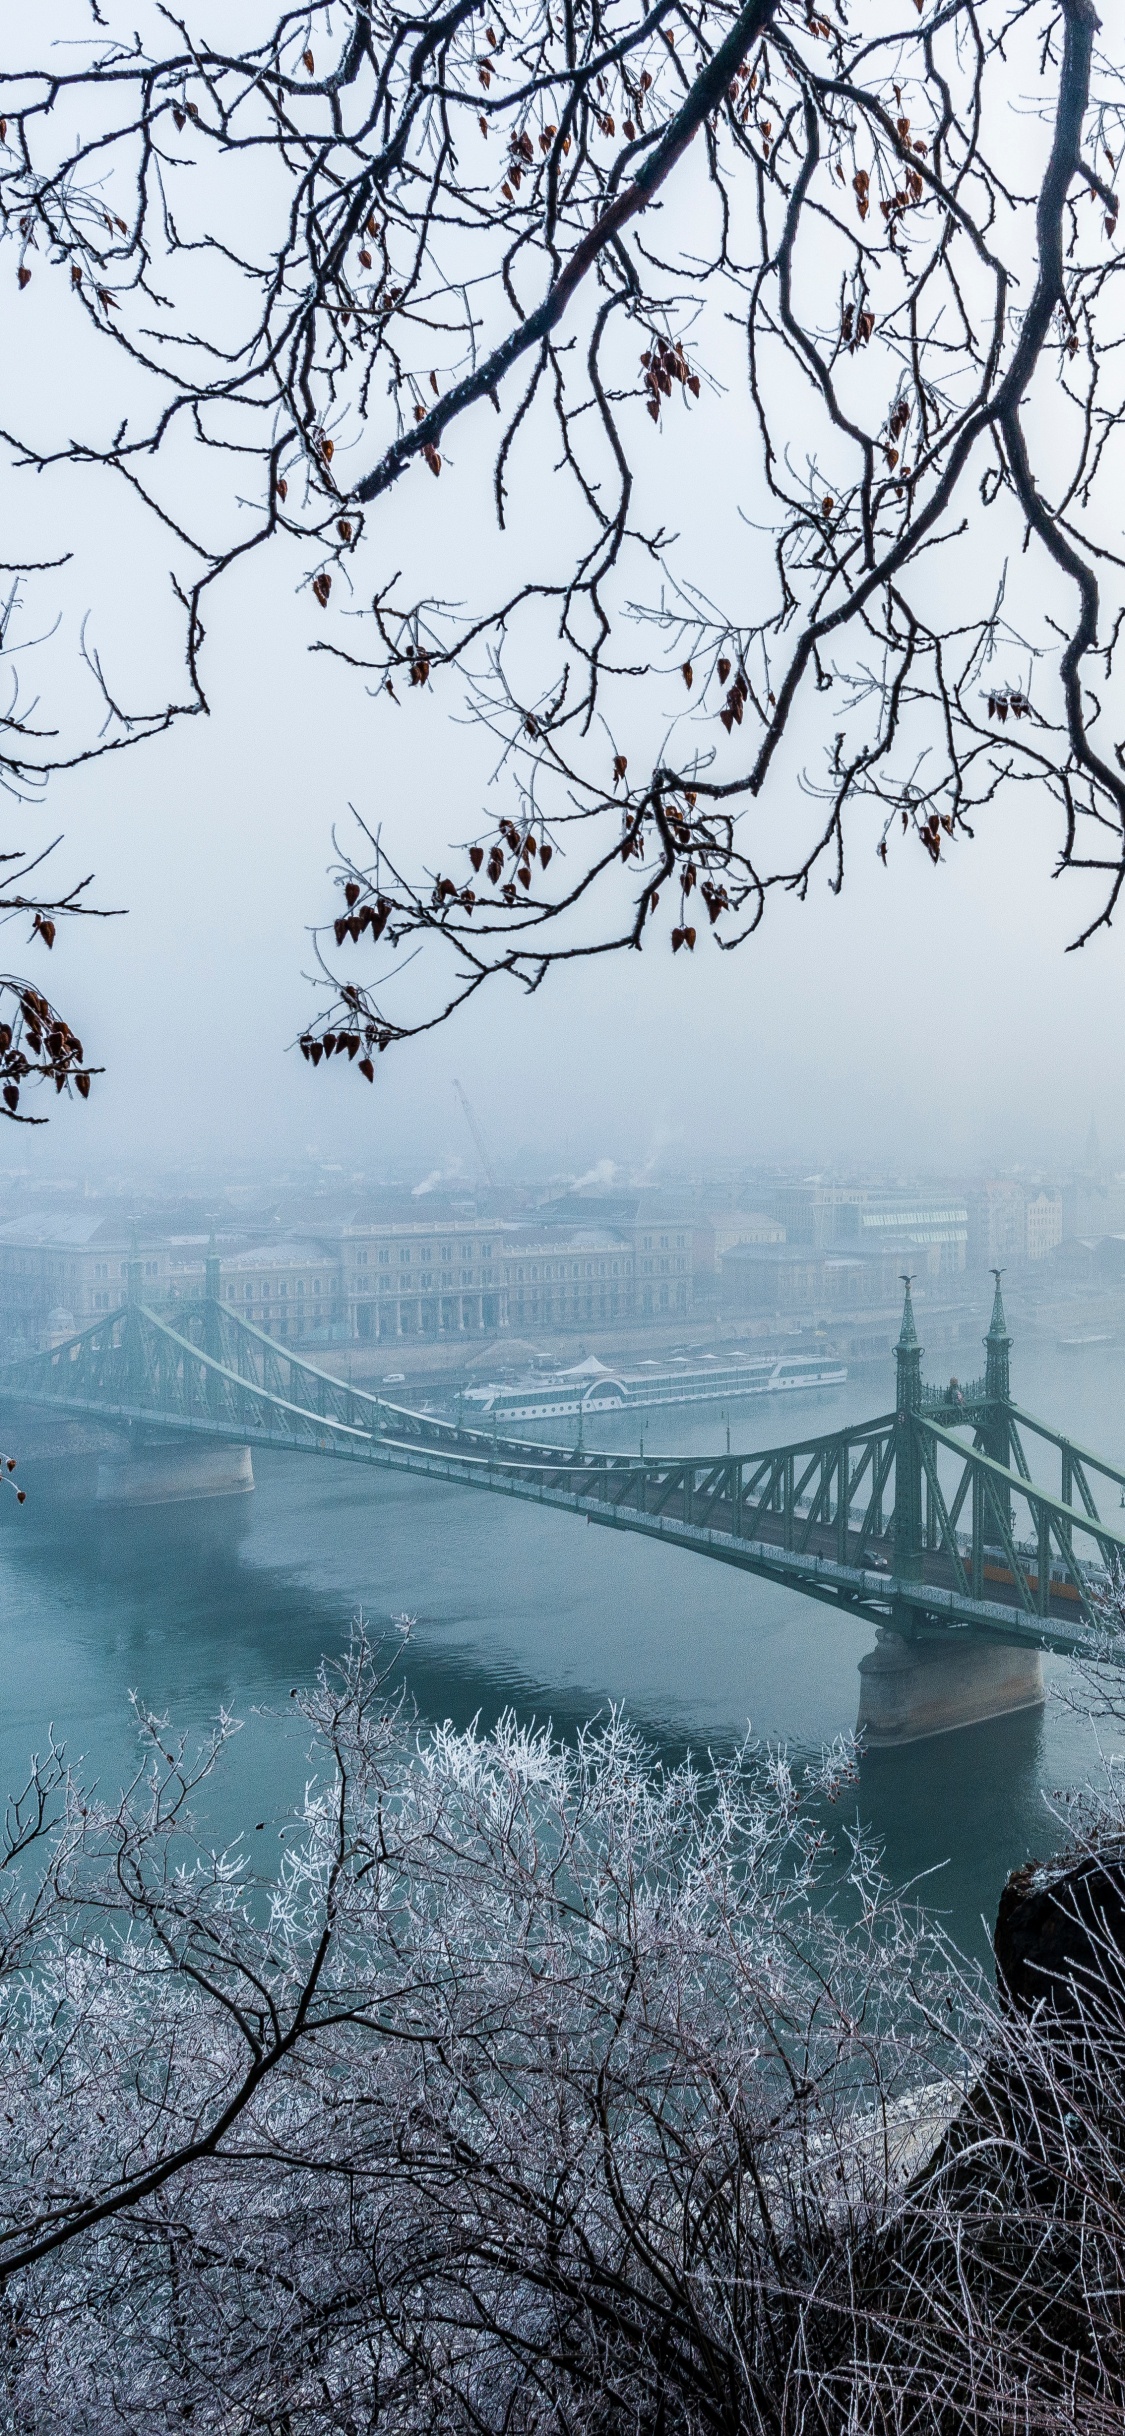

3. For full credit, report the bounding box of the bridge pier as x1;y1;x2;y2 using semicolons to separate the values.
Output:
96;1439;254;1509
856;1627;1044;1747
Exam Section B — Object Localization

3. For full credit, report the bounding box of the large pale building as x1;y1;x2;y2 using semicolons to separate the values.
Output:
1025;1189;1063;1262
770;1183;967;1275
771;1183;866;1248
967;1182;1064;1268
853;1193;968;1277
698;1212;786;1269
343;1216;503;1342
0;1215;343;1353
0;1191;700;1355
342;1197;694;1343
0;1213;198;1351
212;1236;344;1341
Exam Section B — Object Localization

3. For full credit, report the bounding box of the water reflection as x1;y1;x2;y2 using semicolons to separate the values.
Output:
856;1701;1050;1948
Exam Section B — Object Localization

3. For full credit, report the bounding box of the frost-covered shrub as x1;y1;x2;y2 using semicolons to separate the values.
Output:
1;1630;1123;2434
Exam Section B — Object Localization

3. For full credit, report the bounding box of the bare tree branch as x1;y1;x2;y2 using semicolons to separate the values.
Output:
2;0;1123;1079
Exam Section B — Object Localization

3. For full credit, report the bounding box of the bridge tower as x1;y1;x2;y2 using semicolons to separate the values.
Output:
121;1231;147;1409
981;1270;1013;1525
892;1276;924;1587
96;1238;255;1511
203;1236;224;1416
856;1274;1044;1747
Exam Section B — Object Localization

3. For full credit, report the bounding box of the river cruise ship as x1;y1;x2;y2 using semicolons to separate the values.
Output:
462;1350;847;1425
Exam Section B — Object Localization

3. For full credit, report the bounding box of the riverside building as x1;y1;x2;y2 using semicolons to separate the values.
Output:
0;1215;345;1353
0;1194;698;1353
342;1204;693;1342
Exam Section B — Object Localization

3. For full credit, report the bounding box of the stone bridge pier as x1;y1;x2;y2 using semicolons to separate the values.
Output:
95;1434;254;1509
856;1627;1044;1747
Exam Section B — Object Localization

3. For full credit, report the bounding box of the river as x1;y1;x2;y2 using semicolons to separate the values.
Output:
1;1335;1122;1958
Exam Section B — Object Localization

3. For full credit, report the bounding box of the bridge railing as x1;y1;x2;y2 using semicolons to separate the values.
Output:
4;1284;1125;1651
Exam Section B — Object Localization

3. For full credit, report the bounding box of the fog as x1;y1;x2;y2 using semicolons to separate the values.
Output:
0;563;1112;1185
1;542;1114;1188
1;4;1121;1190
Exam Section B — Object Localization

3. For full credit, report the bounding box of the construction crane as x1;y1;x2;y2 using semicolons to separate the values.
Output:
453;1078;498;1191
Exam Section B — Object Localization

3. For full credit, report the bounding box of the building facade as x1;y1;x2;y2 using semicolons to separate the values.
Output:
1025;1189;1063;1262
770;1184;967;1274
719;1229;965;1320
770;1183;866;1248
720;1244;827;1316
0;1194;699;1356
697;1212;786;1270
0;1215;198;1351
0;1217;345;1353
968;1181;1064;1268
216;1237;344;1341
343;1206;693;1342
854;1194;968;1278
344;1217;504;1341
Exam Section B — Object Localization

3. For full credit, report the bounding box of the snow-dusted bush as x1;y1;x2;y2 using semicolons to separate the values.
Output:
1;1629;1123;2434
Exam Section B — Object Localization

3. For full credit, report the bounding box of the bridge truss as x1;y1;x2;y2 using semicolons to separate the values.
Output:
2;1256;1123;1657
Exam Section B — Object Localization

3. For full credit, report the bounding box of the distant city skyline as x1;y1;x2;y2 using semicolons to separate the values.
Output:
0;1154;1107;1362
1;1130;1120;1194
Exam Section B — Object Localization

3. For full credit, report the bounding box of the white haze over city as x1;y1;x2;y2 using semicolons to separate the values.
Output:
0;2;1120;1185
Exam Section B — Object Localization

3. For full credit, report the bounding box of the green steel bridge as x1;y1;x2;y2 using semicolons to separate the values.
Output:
1;1257;1123;1661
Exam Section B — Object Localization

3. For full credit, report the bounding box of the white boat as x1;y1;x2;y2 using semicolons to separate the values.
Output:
462;1352;847;1424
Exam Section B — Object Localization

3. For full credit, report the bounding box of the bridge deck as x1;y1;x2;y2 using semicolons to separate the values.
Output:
0;1279;1118;1663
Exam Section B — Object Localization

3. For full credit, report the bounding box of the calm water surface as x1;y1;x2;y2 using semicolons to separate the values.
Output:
2;1338;1123;1957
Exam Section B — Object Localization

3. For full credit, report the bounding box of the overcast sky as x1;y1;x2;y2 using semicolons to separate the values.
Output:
2;594;1114;1191
2;10;1121;1194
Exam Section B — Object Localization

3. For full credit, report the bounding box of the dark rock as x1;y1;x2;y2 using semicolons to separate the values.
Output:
995;1837;1125;2020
